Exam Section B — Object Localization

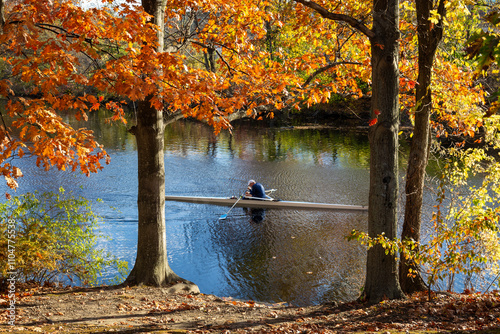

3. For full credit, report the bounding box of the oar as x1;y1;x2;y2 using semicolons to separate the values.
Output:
219;191;246;220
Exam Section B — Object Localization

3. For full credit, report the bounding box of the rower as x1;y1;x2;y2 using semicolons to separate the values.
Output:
246;180;266;198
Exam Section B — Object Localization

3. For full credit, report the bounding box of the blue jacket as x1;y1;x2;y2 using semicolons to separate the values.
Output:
250;182;266;198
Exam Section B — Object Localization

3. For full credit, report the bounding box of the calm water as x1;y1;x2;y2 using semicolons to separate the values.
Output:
3;112;385;306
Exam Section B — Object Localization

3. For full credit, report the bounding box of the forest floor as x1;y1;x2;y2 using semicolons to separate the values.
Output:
1;283;500;333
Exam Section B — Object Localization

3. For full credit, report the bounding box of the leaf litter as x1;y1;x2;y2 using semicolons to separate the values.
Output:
1;283;500;333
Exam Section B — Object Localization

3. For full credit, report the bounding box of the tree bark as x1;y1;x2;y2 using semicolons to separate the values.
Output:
399;0;445;294
125;0;184;286
291;0;404;304
142;0;166;53
363;0;405;303
0;0;4;30
126;99;182;285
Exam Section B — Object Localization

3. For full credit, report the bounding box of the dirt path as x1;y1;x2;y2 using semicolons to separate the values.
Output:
1;284;500;333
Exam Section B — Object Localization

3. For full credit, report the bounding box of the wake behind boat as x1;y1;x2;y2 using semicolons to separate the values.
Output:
164;194;368;211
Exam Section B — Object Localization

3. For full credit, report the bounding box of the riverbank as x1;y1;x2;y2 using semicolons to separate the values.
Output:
1;284;499;333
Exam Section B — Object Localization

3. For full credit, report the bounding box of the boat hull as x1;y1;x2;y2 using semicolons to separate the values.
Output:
165;195;368;211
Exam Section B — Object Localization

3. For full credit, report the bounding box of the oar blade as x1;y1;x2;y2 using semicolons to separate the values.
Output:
219;192;245;220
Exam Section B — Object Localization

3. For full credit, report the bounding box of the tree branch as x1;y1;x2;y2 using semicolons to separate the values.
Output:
303;61;362;87
293;0;375;39
432;0;446;43
0;110;12;142
163;110;184;126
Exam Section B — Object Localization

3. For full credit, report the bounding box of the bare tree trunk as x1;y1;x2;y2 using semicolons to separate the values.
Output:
0;0;5;32
126;99;182;285
126;0;190;287
363;0;405;303
399;0;445;294
292;0;405;304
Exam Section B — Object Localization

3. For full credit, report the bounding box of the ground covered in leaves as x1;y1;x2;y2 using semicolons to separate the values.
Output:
1;284;500;333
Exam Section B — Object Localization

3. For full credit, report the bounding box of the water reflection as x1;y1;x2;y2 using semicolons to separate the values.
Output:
3;113;374;306
243;208;266;223
208;210;367;305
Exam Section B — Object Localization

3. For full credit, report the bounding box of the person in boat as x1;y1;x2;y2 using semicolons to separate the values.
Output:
246;179;266;198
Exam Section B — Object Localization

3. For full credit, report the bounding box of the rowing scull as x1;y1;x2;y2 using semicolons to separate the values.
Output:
164;195;368;211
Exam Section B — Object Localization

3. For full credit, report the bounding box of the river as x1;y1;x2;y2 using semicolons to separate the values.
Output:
2;111;414;306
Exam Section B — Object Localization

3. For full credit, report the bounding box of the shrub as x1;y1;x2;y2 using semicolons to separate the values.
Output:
0;188;127;287
348;145;500;293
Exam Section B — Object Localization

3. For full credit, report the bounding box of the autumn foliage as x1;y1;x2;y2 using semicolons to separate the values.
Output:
0;0;485;191
0;0;364;190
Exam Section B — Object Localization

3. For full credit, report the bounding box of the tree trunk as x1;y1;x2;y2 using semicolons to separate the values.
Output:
125;0;184;286
126;99;182;285
291;0;404;304
363;0;405;303
142;0;166;52
399;0;444;294
0;0;4;30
